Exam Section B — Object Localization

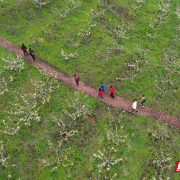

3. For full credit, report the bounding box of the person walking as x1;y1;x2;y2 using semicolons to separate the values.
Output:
98;88;103;99
132;99;138;112
141;95;146;107
29;48;36;60
110;86;115;98
21;43;28;56
101;82;105;92
74;75;80;86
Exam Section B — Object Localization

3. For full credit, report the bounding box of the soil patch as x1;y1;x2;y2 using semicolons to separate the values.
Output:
128;120;132;124
86;115;96;128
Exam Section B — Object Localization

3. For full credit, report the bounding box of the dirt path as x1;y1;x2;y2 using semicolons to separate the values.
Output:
0;35;180;129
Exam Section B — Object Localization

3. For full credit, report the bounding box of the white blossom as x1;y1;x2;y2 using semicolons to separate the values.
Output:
33;0;48;8
175;4;180;18
93;146;123;171
63;91;91;123
51;0;82;20
0;141;16;168
136;0;145;3
5;93;41;127
41;112;78;171
1;53;24;72
146;31;159;39
148;122;169;140
152;147;172;180
116;60;151;84
154;74;179;97
78;21;96;38
61;48;78;60
158;0;170;14
0;117;20;135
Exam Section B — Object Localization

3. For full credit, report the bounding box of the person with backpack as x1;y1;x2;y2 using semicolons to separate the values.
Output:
74;75;80;86
101;82;105;92
132;99;138;112
141;95;146;107
109;86;115;98
29;48;36;61
21;43;28;56
98;88;103;99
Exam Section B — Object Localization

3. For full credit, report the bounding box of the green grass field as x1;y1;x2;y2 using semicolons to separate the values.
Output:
1;0;180;117
0;0;180;179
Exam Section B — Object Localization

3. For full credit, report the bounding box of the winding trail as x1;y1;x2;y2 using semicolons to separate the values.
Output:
0;35;180;129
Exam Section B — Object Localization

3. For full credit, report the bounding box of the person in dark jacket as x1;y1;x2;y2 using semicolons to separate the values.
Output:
110;86;115;98
21;43;28;56
98;88;103;99
141;95;146;107
74;75;79;86
101;83;105;92
29;48;36;61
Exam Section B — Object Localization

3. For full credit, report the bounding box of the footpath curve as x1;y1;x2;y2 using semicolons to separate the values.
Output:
0;35;180;129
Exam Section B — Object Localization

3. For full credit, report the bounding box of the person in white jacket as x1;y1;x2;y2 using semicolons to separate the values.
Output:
132;99;138;112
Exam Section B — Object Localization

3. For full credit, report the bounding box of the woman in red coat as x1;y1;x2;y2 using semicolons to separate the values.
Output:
21;43;28;56
110;86;115;98
98;88;103;99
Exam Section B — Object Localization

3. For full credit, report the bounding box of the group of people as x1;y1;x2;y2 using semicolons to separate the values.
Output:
21;43;36;61
74;75;146;112
21;43;146;113
98;83;115;99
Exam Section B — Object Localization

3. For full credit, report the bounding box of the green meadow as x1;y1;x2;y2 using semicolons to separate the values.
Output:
0;0;180;179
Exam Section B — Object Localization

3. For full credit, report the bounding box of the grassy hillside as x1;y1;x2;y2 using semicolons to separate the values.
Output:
0;45;180;179
0;0;180;117
0;0;180;179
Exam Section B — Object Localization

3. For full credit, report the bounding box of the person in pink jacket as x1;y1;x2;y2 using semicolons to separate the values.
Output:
74;75;79;86
110;86;115;98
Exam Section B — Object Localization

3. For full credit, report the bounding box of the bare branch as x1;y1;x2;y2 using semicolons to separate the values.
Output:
115;60;151;84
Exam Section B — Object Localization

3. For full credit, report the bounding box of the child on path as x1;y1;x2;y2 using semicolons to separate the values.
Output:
101;82;105;92
98;88;103;99
29;48;36;61
110;86;115;98
21;43;28;56
132;99;138;112
74;75;80;86
141;95;146;107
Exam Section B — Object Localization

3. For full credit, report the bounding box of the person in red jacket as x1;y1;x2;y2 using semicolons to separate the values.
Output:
110;86;115;98
98;88;103;99
21;43;28;56
74;75;80;86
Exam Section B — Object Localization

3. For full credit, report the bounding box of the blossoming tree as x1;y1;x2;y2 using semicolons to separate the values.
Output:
63;91;92;125
41;114;78;172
